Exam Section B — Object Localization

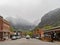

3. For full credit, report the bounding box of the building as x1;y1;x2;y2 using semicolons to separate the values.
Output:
33;28;44;38
44;26;60;41
33;26;60;41
0;16;11;40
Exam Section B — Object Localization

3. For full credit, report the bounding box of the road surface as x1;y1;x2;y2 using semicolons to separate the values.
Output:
0;38;60;45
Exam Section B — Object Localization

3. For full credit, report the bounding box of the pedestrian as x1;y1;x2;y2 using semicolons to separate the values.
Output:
54;31;57;40
51;31;54;42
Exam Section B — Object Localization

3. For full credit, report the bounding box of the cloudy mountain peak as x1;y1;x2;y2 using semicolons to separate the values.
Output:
6;16;35;31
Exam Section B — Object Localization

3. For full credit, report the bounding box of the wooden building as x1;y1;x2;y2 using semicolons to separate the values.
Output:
33;26;60;42
43;26;60;41
0;16;11;40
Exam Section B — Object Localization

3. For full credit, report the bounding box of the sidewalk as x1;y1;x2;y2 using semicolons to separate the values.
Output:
54;41;60;44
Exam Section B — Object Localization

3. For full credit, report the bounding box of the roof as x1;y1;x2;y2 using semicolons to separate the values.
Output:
45;26;60;32
3;19;10;25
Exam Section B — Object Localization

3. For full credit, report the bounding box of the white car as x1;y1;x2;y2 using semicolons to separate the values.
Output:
26;35;30;39
11;35;17;40
35;36;40;39
16;36;21;39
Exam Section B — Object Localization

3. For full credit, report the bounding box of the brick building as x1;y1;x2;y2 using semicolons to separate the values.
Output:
0;16;11;40
33;28;44;38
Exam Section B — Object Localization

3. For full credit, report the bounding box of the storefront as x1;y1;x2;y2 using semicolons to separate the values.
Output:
43;26;60;42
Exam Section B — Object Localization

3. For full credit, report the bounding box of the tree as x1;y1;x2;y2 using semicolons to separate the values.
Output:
26;31;33;37
43;25;53;30
10;27;15;32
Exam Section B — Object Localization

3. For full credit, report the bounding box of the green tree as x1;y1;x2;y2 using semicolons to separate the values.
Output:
26;31;33;37
43;25;53;30
10;27;15;32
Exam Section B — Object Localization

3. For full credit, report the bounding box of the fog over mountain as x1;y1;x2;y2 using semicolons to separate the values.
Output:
6;17;36;31
33;19;41;26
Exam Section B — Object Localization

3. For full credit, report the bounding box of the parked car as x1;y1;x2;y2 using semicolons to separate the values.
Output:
26;35;30;39
35;36;40;39
16;36;21;39
11;35;17;40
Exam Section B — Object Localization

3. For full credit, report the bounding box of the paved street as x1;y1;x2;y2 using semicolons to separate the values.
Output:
0;38;60;45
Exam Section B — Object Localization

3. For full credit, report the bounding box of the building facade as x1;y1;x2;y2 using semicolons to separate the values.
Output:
0;16;11;40
33;28;44;38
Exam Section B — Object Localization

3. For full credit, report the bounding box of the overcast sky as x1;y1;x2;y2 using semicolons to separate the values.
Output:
0;0;60;24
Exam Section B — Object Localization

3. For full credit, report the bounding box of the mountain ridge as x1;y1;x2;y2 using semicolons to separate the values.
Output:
38;8;60;28
6;16;35;31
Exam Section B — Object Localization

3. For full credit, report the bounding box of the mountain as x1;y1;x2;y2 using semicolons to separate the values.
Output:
33;19;41;26
38;8;60;28
6;17;35;31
